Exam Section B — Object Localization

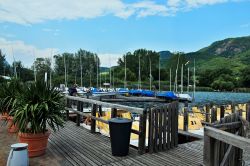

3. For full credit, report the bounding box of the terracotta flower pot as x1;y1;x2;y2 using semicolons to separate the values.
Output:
7;116;19;133
18;130;51;157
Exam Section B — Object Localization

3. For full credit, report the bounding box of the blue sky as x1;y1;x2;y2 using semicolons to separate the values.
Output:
0;0;250;67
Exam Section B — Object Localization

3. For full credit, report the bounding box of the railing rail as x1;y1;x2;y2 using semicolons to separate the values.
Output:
203;113;249;166
64;95;179;154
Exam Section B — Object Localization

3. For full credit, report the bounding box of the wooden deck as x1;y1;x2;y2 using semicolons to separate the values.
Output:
0;121;204;166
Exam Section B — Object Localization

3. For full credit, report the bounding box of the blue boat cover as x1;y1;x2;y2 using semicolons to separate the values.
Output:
141;90;155;97
156;91;177;100
129;89;142;95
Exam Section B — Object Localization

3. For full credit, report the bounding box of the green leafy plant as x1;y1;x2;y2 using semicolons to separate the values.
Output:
0;79;23;116
12;81;64;133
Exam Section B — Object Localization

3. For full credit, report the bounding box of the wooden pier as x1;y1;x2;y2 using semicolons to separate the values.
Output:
0;121;203;166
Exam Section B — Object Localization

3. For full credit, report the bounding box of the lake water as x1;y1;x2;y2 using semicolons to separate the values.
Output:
192;91;250;105
117;92;250;108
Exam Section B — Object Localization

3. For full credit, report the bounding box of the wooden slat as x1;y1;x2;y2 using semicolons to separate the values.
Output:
167;105;171;150
66;95;144;114
206;104;210;123
174;102;178;147
170;103;175;148
154;108;159;152
148;108;154;153
158;107;163;151
163;106;167;150
138;109;147;154
204;126;250;151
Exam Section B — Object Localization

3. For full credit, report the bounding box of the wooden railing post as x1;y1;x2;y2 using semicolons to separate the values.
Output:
111;108;117;118
203;130;215;166
220;105;225;119
211;107;217;123
99;105;103;116
183;102;189;131
138;109;147;154
247;103;250;122
205;104;210;123
91;104;97;133
231;102;235;114
76;101;81;126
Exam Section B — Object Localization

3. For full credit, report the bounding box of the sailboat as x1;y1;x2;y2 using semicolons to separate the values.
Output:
175;59;192;102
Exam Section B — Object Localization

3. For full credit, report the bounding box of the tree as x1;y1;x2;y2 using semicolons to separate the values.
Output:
241;66;250;87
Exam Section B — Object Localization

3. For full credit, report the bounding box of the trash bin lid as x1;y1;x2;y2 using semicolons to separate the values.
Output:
11;143;28;150
108;118;132;124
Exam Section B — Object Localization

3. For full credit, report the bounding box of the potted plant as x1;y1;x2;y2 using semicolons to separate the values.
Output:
0;79;23;133
12;81;64;157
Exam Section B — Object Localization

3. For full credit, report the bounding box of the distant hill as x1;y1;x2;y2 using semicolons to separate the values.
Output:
160;36;250;74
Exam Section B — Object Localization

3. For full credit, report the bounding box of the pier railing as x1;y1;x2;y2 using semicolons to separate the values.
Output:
64;95;179;154
203;113;250;166
182;103;250;132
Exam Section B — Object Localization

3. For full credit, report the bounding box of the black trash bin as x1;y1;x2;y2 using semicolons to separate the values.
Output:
108;118;132;156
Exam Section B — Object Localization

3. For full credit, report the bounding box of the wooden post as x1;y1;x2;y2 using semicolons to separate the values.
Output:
220;105;225;119
91;104;97;133
206;104;210;123
76;101;81;126
231;102;235;113
203;128;215;166
111;108;117;118
211;107;217;123
148;108;154;153
183;102;189;131
138;109;147;154
99;105;103;116
247;103;250;122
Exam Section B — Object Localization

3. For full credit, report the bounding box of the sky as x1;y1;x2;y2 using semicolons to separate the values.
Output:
0;0;250;67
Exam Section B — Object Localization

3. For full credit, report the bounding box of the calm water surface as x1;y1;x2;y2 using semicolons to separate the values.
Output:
117;92;250;108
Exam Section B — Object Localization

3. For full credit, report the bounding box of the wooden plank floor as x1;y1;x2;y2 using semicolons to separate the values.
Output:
1;120;204;166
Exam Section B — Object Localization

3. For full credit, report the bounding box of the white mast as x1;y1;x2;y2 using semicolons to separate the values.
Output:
96;55;98;88
170;68;172;91
12;47;17;79
124;55;127;88
80;52;83;87
33;50;37;82
158;55;161;91
113;68;115;89
50;49;53;89
181;64;183;93
174;54;180;92
193;59;196;101
138;54;141;89
149;55;152;91
187;67;190;92
109;57;112;88
64;54;67;87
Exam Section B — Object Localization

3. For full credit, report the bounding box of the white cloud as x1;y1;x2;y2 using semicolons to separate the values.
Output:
0;37;58;67
0;0;239;24
98;53;122;67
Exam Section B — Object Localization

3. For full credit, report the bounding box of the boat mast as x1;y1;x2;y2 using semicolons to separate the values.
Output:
113;68;115;89
33;50;37;82
149;55;152;91
50;49;53;89
187;67;189;92
181;64;183;93
80;53;83;87
158;55;161;91
169;68;171;91
64;54;67;87
109;57;112;89
96;55;98;88
174;54;180;92
12;47;17;79
124;55;127;88
193;59;196;101
138;54;141;89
